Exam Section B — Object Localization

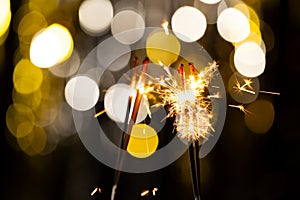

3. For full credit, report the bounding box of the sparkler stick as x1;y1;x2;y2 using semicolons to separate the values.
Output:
111;57;149;200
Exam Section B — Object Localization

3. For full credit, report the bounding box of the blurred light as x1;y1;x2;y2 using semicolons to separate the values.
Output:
244;99;275;134
28;0;59;18
78;0;113;36
227;72;260;104
97;38;131;72
12;88;42;109
217;8;250;42
171;6;207;42
6;103;35;138
111;10;145;45
49;49;80;78
127;124;159;158
30;23;74;68
104;83;148;123
13;59;43;94
0;0;11;39
65;76;100;111
146;28;180;66
234;42;265;77
200;0;221;4
260;20;275;51
17;11;47;44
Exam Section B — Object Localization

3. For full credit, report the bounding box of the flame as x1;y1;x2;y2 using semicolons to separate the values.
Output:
161;20;169;35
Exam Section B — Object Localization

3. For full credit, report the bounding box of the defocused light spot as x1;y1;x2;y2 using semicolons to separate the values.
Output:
217;8;250;42
30;23;74;68
12;89;42;109
260;20;275;51
13;59;43;94
146;29;180;66
65;76;100;111
200;0;221;4
227;72;260;104
244;99;275;134
0;0;11;38
111;10;145;45
97;38;131;72
104;83;148;123
234;42;265;77
17;11;47;44
6;104;35;137
28;0;59;18
171;6;207;42
49;49;80;78
127;124;159;158
78;0;113;36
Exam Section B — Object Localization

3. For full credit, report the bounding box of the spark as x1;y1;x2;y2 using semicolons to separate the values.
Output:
152;188;158;196
259;90;280;95
233;86;255;94
161;20;169;35
228;104;251;115
94;110;106;118
141;190;149;196
233;78;255;94
90;187;102;196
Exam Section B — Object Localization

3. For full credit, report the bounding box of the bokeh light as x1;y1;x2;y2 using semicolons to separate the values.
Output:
13;59;43;94
245;99;275;134
171;6;207;42
111;10;145;45
199;0;222;4
234;41;265;77
217;7;250;42
78;0;113;36
65;76;100;111
0;0;11;42
104;83;149;124
30;23;74;68
127;124;159;158
146;28;181;66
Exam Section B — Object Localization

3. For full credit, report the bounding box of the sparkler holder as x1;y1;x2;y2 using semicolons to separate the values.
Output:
188;140;201;200
111;57;149;200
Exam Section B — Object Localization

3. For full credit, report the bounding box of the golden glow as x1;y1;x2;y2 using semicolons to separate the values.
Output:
30;23;74;68
0;0;11;39
244;99;275;134
6;104;35;137
127;124;159;158
146;29;180;66
13;59;43;94
162;20;169;35
141;190;149;196
12;89;42;109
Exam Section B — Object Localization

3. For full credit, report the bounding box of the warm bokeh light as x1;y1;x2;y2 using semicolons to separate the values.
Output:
245;99;275;134
17;11;47;44
30;23;74;68
234;42;266;77
146;29;181;66
127;124;159;158
0;0;11;43
13;59;43;94
12;89;42;110
111;10;145;45
78;0;113;36
104;83;148;123
65;76;100;111
171;6;207;43
227;72;260;104
6;103;35;138
28;0;59;18
217;8;250;42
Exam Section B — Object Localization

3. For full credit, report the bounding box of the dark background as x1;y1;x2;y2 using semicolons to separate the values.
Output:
1;0;300;199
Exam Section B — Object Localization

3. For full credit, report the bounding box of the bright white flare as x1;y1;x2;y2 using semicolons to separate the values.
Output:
234;42;266;78
30;24;73;68
200;0;221;4
104;83;149;123
171;6;207;43
0;0;11;37
78;0;113;36
217;8;250;42
65;76;99;111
